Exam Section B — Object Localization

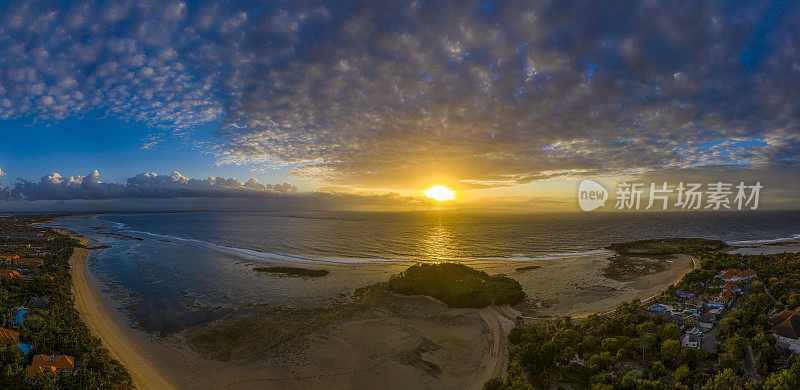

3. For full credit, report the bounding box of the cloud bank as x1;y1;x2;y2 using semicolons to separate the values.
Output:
0;170;296;201
1;1;800;189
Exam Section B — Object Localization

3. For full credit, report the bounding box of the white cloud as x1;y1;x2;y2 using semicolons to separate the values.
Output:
2;170;296;201
0;1;799;190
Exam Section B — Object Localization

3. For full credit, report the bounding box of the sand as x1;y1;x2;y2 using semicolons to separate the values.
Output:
68;233;178;390
67;230;696;389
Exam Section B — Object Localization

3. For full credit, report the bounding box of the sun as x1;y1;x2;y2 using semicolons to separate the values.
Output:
424;185;455;202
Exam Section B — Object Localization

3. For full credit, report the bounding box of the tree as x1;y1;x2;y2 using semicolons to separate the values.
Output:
661;339;681;366
705;368;740;390
675;365;692;386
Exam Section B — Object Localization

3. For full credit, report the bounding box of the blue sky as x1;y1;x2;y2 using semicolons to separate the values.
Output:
1;0;799;210
0;117;300;187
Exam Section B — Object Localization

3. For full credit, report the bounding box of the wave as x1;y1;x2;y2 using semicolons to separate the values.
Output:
727;234;800;245
92;215;128;230
118;229;611;264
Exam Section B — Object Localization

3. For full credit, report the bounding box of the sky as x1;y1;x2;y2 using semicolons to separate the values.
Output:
1;0;800;211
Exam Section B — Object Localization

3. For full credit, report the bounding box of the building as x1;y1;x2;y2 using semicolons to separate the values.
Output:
719;269;758;282
0;269;21;279
698;313;717;329
771;307;800;353
31;354;75;373
681;327;703;348
0;254;19;261
681;333;701;348
0;327;20;344
722;282;741;293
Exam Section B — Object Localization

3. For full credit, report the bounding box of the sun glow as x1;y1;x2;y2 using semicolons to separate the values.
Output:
424;185;455;202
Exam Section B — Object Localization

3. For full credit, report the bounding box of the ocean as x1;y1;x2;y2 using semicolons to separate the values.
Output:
47;210;800;333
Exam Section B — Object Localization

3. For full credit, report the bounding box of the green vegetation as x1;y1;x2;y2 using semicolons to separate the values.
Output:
607;238;728;256
487;239;800;389
253;266;329;278
602;255;670;282
0;215;132;389
388;263;525;308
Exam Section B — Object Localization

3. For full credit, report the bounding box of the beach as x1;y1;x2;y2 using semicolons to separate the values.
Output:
68;232;178;390
64;225;696;389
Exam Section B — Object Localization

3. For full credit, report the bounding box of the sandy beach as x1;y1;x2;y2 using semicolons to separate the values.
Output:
68;232;178;390
65;228;695;390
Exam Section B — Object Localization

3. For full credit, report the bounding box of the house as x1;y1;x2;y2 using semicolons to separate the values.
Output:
719;269;739;282
0;254;19;261
722;282;741;293
31;354;75;373
698;313;717;329
681;333;701;348
737;269;758;281
0;327;20;344
0;269;21;279
712;290;735;306
25;366;56;385
719;269;758;282
12;258;43;267
770;307;800;353
688;297;706;309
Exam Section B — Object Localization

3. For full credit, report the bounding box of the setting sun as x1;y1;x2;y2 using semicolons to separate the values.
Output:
424;185;455;202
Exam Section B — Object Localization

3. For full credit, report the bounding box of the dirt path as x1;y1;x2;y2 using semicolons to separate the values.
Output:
68;234;177;390
471;306;514;389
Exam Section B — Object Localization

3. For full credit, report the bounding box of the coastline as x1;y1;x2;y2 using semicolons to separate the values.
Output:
565;254;697;319
56;219;700;389
65;230;177;390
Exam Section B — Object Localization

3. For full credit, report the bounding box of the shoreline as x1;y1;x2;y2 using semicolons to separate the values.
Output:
57;219;700;389
65;230;177;390
565;254;698;319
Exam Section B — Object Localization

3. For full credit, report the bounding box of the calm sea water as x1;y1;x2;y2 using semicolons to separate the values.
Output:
47;210;800;333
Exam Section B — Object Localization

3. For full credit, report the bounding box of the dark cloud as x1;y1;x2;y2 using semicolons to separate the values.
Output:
1;1;800;189
0;170;297;201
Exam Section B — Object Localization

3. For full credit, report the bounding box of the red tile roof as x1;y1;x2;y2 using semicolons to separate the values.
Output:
0;327;20;344
737;269;757;278
771;307;800;339
31;354;75;370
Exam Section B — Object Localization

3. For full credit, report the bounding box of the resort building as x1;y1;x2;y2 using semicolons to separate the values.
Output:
0;327;20;344
718;269;758;282
0;254;19;261
30;354;75;373
770;307;800;353
721;282;741;293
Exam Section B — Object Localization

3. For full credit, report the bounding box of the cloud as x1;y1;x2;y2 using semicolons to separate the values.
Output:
1;1;800;189
1;170;297;201
0;169;6;177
